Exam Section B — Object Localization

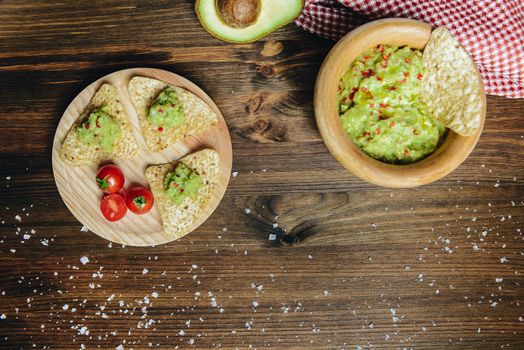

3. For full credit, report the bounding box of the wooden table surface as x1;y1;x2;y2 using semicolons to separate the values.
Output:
0;1;523;349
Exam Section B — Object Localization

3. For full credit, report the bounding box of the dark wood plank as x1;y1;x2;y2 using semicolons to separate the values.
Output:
0;0;523;349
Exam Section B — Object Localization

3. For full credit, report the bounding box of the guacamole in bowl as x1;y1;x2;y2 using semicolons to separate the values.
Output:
337;44;446;164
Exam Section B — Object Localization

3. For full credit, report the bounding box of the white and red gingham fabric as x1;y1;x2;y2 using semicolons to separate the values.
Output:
296;0;524;98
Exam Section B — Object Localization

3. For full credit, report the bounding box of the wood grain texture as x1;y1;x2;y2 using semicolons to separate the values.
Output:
0;1;523;349
315;19;486;188
52;68;232;246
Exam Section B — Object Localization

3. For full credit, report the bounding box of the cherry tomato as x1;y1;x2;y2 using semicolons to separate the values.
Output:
100;193;127;222
125;187;154;215
96;165;125;194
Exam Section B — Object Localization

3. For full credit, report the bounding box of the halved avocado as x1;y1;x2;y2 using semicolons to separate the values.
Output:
196;0;304;44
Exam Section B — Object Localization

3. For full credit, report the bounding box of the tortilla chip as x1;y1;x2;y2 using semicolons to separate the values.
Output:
145;149;220;238
128;76;218;152
421;27;483;136
60;83;138;166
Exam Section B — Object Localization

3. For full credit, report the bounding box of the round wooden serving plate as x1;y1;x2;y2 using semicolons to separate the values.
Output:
52;68;233;246
315;18;486;188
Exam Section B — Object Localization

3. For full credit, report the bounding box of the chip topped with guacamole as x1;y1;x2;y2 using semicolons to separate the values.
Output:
128;76;218;152
145;149;220;238
60;83;138;166
338;45;446;164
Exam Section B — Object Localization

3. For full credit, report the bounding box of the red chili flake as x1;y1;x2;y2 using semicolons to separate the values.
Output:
158;127;164;132
375;128;381;135
413;129;420;135
363;55;370;61
417;73;423;80
363;131;371;137
390;86;397;91
370;103;375;108
361;69;375;77
382;54;389;61
85;123;90;129
403;149;410;157
361;87;368;93
399;79;407;84
378;114;388;120
376;76;383;81
378;45;384;52
379;102;388;109
403;72;410;78
405;58;411;64
348;87;358;100
389;121;395;128
158;107;164;113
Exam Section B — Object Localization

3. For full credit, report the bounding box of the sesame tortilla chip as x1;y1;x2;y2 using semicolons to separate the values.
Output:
421;27;483;136
128;76;218;152
145;149;220;238
60;83;138;166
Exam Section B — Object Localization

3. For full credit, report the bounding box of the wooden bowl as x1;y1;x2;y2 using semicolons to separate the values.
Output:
52;68;232;246
314;18;486;188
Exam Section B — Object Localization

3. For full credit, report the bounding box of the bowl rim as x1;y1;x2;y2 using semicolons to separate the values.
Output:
314;18;486;188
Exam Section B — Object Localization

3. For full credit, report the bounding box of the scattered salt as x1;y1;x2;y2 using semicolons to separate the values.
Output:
78;326;88;335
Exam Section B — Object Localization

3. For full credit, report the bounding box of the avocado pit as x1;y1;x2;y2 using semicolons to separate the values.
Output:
217;0;260;28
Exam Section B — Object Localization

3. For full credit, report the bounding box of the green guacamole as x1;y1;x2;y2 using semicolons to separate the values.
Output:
338;45;446;164
163;163;203;205
148;87;185;129
76;105;121;153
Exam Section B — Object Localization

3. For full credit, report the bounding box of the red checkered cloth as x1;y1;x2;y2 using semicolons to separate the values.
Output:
296;0;524;98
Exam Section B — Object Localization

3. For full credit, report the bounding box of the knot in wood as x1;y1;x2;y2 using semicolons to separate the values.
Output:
256;64;275;78
248;95;262;113
253;118;271;133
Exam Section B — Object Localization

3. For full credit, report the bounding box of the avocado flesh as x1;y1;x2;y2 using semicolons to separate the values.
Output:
196;0;304;44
